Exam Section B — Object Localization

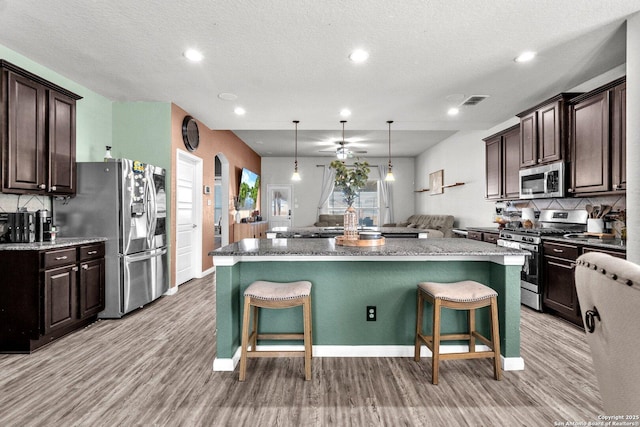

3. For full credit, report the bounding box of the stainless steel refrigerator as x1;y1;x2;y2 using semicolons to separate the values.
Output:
55;159;168;318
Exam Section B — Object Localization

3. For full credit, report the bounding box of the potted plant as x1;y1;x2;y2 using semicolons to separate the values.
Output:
329;159;370;239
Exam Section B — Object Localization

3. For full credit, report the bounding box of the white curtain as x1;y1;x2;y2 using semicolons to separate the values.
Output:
378;165;394;225
317;165;336;215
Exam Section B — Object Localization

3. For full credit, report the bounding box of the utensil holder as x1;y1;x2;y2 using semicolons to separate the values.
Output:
587;218;604;233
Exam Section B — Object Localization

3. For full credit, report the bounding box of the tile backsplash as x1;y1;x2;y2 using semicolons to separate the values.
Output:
0;194;51;213
518;194;626;213
499;194;626;236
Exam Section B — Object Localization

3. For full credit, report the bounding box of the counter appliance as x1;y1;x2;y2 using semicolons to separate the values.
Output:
55;159;168;318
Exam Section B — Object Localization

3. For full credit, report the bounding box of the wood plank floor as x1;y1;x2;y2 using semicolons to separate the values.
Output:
0;273;603;426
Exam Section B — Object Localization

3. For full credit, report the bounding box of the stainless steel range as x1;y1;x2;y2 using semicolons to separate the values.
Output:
497;210;588;311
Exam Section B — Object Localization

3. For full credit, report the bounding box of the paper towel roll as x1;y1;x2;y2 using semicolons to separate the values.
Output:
521;208;535;222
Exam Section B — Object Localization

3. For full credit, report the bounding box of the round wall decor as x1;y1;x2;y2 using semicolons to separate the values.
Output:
182;115;200;151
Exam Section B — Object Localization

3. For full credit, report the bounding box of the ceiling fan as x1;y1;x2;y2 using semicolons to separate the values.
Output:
318;120;367;159
319;141;367;159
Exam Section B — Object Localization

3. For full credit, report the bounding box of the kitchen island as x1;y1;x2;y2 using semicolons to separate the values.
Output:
210;238;527;371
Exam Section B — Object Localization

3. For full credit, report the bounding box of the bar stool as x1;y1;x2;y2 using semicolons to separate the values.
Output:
414;280;501;385
239;280;313;381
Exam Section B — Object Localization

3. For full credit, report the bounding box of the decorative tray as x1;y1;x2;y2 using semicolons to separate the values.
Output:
335;235;386;247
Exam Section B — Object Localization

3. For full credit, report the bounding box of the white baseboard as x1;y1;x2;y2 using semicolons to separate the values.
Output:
212;345;525;372
198;266;215;278
213;347;242;371
164;286;178;296
167;268;215;296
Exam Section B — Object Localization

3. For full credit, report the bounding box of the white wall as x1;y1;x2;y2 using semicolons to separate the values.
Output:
415;119;519;228
261;157;415;227
415;64;628;229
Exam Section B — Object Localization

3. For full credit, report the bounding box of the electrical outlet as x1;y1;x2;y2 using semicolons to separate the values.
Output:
367;306;376;321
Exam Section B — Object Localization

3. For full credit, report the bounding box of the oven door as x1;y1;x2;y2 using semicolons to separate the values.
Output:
498;239;543;311
519;242;540;286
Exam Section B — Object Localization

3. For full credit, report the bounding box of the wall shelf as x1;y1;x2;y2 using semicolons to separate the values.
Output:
414;182;465;193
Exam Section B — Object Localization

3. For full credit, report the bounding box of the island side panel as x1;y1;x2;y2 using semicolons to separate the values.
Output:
214;264;242;359
490;263;522;358
226;260;518;354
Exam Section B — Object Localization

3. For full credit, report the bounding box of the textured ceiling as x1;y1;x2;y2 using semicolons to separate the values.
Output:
0;1;638;157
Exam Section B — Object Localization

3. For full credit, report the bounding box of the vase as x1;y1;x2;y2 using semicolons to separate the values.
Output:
343;206;358;240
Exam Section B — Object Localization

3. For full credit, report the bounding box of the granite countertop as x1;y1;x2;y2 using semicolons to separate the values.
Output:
268;226;433;238
466;226;503;233
541;235;626;251
210;237;527;258
0;237;107;251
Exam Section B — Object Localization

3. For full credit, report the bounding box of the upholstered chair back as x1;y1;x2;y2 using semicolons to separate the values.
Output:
575;252;640;414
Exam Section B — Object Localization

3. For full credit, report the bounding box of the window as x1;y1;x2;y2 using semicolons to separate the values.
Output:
327;180;380;226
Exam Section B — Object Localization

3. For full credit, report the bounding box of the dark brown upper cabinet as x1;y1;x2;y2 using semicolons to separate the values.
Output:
1;60;81;195
484;124;520;200
568;77;625;196
517;93;580;169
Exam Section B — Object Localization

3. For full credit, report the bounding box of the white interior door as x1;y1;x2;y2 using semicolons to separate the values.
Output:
176;151;202;285
267;184;292;229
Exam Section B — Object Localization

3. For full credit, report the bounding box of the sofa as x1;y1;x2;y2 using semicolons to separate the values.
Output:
384;214;455;237
314;214;344;227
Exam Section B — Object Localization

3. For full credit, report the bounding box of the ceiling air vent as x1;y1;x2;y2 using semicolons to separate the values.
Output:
461;95;489;106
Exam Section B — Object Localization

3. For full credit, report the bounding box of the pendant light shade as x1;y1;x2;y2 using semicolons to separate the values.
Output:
337;120;348;160
385;120;395;182
291;120;301;181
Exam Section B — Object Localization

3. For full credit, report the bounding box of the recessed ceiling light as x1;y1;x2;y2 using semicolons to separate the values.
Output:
349;49;369;63
447;107;460;116
340;109;351;117
218;92;238;101
183;48;204;62
514;51;536;63
234;107;246;115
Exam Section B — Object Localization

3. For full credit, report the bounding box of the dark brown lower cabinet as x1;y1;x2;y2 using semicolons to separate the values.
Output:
542;241;626;327
43;264;77;334
0;241;105;353
542;241;582;326
79;257;105;319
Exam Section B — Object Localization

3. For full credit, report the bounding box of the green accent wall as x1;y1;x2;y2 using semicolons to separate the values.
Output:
111;102;171;170
215;260;522;359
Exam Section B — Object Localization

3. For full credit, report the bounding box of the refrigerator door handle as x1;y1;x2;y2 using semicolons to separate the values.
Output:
124;249;158;262
146;169;157;246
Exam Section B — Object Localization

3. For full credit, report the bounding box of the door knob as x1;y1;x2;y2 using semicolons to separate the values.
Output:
192;224;197;228
39;184;46;189
50;186;57;191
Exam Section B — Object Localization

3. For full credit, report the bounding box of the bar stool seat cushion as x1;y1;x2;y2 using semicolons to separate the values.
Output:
418;280;497;303
244;280;312;301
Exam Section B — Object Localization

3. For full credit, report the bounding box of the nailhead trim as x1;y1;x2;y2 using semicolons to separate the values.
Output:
576;259;635;287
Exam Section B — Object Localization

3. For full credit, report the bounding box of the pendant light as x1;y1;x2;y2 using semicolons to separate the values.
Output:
337;120;348;160
384;120;395;181
291;120;301;181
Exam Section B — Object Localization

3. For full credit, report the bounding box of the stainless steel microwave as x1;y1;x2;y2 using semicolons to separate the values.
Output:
519;161;565;199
